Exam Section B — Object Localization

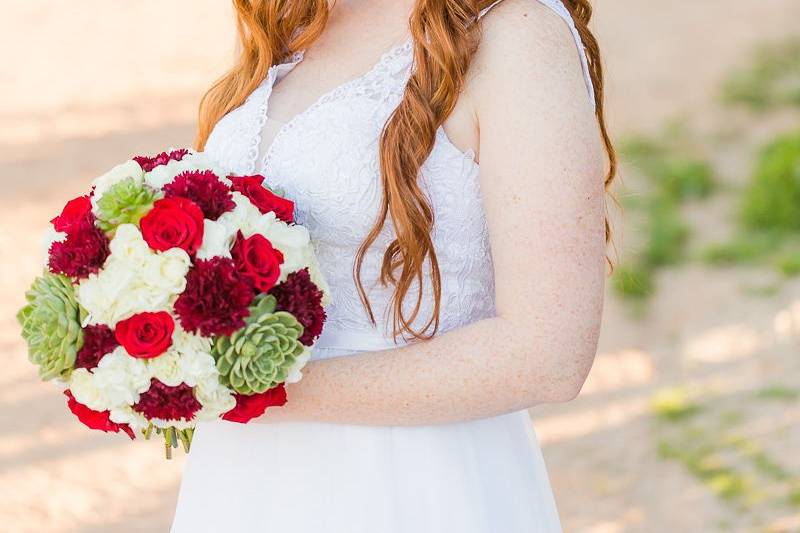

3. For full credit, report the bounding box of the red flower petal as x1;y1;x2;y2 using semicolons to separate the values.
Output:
229;175;294;222
173;257;254;336
48;220;110;279
51;195;93;233
64;391;135;440
222;384;287;424
133;379;201;422
139;197;205;254
114;311;174;359
74;324;119;370
133;148;189;172
163;170;235;221
270;268;326;346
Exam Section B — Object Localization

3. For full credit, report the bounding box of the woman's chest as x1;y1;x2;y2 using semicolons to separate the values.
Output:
205;84;403;245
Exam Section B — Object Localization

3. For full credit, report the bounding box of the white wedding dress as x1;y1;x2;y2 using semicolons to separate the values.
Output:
171;1;595;531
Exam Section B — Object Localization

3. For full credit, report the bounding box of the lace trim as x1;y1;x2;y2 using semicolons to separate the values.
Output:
246;52;305;174
258;38;414;174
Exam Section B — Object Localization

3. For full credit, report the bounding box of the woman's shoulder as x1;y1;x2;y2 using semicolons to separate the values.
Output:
466;0;595;115
474;0;586;80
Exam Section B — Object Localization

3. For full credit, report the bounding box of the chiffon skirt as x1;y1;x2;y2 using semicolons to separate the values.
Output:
171;347;563;533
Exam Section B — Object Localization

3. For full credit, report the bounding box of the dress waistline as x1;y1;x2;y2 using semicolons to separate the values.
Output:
314;326;406;353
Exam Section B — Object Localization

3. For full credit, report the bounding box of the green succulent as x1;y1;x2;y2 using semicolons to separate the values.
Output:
17;272;85;380
95;177;160;232
212;294;305;395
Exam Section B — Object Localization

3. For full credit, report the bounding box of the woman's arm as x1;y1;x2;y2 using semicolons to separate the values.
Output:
266;1;607;426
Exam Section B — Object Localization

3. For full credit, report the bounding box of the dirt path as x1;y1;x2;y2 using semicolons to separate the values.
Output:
1;1;799;531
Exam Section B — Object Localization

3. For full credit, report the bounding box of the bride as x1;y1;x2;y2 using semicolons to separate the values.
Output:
171;0;614;531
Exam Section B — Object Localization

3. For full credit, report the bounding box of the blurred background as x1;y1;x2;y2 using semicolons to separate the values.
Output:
2;1;799;531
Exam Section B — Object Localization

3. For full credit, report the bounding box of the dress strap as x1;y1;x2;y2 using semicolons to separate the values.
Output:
477;0;596;110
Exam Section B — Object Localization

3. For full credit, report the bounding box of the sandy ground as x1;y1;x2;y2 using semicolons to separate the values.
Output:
1;1;800;532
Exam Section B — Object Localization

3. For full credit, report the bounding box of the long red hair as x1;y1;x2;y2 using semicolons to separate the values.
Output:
196;0;615;340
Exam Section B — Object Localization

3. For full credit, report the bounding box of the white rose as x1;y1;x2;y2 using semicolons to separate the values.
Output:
143;157;194;189
194;374;236;420
69;368;111;411
148;347;215;388
108;224;150;264
183;151;230;182
91;347;152;406
196;218;236;260
77;259;168;326
263;220;310;249
220;192;275;237
109;406;148;432
140;248;191;293
77;227;190;325
171;324;213;355
146;351;185;387
285;347;312;384
92;160;144;211
262;222;312;282
77;260;138;325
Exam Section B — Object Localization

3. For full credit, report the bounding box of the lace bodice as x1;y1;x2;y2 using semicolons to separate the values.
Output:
203;0;593;352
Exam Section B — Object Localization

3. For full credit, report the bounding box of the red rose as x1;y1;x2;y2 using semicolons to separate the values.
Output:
51;195;93;233
114;311;174;359
140;197;204;254
232;231;284;292
229;175;294;222
64;391;135;439
222;384;287;423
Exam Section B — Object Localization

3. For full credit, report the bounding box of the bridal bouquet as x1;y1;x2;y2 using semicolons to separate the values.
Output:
17;149;328;457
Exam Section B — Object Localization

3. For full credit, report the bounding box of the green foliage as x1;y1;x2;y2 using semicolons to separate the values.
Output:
642;199;690;267
621;133;715;202
775;250;800;277
614;129;715;305
704;133;800;275
650;388;701;422
741;131;800;232
612;263;654;300
722;39;800;110
702;232;782;266
756;385;799;401
658;438;753;504
789;485;800;508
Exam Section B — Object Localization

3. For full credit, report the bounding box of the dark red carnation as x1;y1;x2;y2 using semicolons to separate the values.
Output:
133;148;190;172
162;170;235;221
74;324;119;370
64;390;135;439
114;311;174;359
140;197;204;254
48;222;110;279
270;268;326;346
51;195;93;233
229;175;294;222
222;384;287;424
231;231;284;292
133;379;201;422
173;257;254;336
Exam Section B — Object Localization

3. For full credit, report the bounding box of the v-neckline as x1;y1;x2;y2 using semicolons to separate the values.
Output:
256;35;414;174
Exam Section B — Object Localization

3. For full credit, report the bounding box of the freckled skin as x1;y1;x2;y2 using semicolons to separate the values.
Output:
262;0;607;427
